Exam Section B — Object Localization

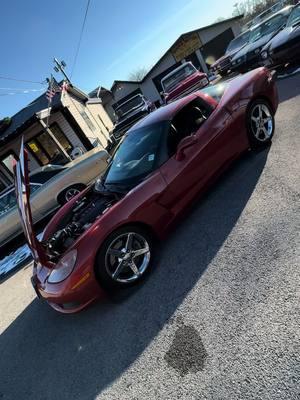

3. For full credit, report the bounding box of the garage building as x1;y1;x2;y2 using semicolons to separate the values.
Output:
91;15;244;121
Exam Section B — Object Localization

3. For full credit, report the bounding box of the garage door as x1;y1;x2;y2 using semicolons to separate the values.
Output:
201;28;235;68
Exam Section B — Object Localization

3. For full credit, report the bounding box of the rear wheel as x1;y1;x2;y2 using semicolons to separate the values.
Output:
57;184;86;205
247;99;275;150
95;225;154;290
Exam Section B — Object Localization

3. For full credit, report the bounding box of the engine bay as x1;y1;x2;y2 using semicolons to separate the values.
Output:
44;187;120;259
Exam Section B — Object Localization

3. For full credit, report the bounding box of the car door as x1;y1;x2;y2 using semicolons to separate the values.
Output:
158;102;234;215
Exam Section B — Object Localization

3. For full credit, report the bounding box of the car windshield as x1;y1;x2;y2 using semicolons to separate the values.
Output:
104;121;168;186
201;82;228;102
162;64;196;93
249;14;287;43
0;189;16;216
115;96;144;119
0;184;40;217
287;6;300;27
226;31;250;53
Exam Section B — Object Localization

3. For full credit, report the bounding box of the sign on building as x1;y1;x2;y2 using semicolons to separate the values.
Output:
171;32;202;62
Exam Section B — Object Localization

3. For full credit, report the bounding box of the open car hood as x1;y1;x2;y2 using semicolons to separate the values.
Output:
13;138;51;268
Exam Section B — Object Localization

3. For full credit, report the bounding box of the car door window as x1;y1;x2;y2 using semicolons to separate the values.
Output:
167;98;212;156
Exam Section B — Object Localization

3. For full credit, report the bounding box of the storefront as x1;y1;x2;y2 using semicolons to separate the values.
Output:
0;83;114;191
26;123;73;166
98;14;243;119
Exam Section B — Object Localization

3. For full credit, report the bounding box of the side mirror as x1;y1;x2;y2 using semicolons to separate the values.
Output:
175;136;198;161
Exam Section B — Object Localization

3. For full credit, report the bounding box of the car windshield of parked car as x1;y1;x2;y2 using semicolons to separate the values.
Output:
286;6;300;27
226;31;250;53
0;184;40;217
162;64;196;93
249;14;287;43
104;122;168;186
0;189;16;216
115;96;144;119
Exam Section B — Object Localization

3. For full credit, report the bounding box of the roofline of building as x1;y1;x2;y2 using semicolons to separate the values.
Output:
109;14;244;93
0;104;62;145
110;80;140;92
0;81;96;143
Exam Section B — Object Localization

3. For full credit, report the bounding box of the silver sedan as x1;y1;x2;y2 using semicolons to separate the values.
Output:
0;147;109;247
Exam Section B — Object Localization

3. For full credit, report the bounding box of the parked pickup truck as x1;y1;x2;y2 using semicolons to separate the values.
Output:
110;94;156;142
161;62;209;104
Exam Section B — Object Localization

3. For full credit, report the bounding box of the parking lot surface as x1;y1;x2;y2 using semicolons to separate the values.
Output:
0;73;299;400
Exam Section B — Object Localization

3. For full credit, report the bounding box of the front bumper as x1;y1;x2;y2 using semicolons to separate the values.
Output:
32;261;106;313
231;53;261;73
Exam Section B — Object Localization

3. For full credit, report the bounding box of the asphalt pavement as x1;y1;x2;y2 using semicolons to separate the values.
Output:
0;73;299;400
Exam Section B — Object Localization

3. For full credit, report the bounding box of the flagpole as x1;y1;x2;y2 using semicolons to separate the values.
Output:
42;75;72;162
45;74;53;130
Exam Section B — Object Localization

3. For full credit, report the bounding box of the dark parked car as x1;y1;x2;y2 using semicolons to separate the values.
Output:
110;94;156;142
231;6;293;73
260;3;300;68
210;30;250;76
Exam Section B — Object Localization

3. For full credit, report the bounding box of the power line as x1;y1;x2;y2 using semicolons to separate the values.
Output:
71;0;91;78
0;75;46;85
0;88;44;96
0;87;44;91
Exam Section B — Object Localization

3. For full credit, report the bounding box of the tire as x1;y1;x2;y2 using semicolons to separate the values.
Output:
95;225;154;291
57;184;86;205
246;99;275;150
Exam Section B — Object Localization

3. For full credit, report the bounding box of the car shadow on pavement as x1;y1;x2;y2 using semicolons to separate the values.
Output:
0;148;270;400
276;72;300;103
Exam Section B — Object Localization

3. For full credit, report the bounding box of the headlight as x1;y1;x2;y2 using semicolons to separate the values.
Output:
48;250;77;283
255;48;261;54
261;51;268;60
232;60;236;66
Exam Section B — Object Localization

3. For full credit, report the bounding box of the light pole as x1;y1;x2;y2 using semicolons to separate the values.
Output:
53;58;73;86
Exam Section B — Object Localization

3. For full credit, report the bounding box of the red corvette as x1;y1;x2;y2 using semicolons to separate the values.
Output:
14;67;278;313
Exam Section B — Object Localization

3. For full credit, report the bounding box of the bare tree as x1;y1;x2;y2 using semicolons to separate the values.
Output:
128;67;148;81
214;17;226;22
233;0;284;23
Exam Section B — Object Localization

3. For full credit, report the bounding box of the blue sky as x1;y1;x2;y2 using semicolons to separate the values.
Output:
0;0;238;118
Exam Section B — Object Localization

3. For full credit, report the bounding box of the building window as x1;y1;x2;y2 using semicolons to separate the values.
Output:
80;110;96;131
27;139;50;166
50;123;73;153
26;126;73;166
0;153;15;176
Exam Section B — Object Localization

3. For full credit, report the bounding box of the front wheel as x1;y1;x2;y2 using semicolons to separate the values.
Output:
95;225;154;290
247;99;275;150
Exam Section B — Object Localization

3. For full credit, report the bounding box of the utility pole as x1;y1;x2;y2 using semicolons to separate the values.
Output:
53;58;73;86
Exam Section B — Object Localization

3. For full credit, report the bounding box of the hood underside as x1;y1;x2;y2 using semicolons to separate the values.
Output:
14;138;52;267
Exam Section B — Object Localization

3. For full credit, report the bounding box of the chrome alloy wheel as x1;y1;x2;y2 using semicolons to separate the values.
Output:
250;103;273;142
105;232;151;283
65;187;81;202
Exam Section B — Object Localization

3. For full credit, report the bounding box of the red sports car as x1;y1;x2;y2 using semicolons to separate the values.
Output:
14;67;278;313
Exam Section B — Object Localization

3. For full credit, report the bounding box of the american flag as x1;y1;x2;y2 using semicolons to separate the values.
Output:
46;77;69;102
